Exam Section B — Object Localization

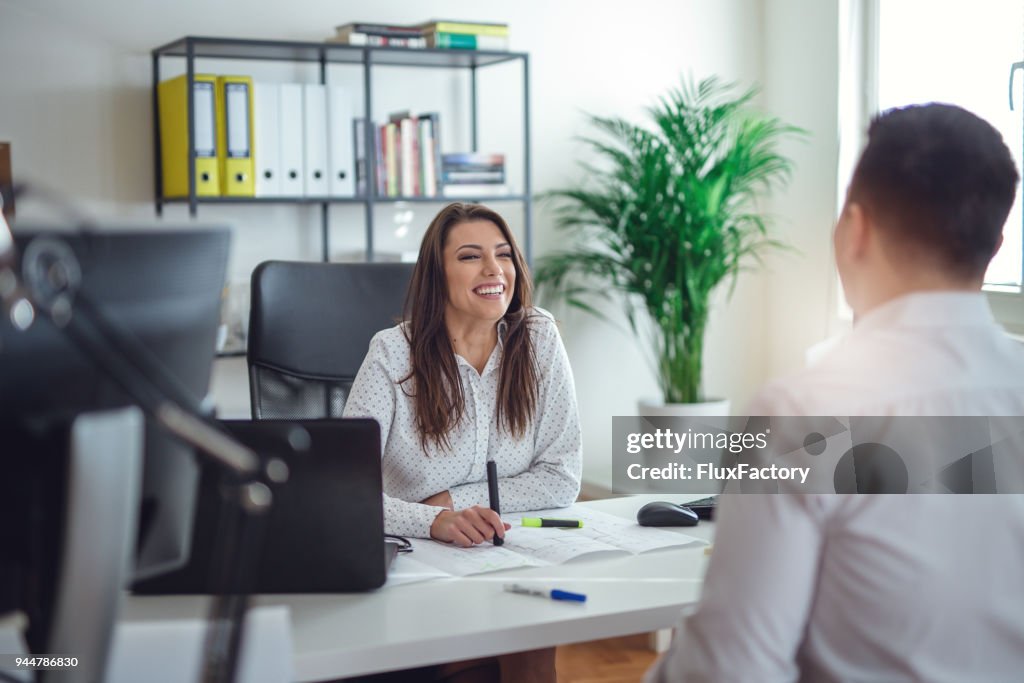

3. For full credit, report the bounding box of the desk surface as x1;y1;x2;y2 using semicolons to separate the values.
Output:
124;494;714;681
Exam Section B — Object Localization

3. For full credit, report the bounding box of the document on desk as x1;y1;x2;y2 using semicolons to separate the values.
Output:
408;505;703;577
385;553;455;587
504;506;703;562
408;538;546;576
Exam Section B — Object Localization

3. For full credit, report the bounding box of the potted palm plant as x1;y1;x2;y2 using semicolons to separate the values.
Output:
536;77;802;414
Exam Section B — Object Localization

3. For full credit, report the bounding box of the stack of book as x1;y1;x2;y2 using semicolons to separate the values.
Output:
328;22;427;48
327;20;510;51
353;115;511;198
441;153;507;197
360;111;443;198
417;20;510;51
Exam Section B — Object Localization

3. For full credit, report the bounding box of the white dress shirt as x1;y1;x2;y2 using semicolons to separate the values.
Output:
343;307;582;539
647;292;1024;683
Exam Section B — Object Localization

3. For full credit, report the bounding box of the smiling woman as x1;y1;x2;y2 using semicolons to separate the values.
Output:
342;202;583;550
439;217;520;375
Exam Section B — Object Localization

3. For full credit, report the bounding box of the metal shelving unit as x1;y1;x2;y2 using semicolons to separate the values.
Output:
151;36;533;264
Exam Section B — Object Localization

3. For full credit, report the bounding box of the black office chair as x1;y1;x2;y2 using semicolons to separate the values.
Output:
247;260;414;419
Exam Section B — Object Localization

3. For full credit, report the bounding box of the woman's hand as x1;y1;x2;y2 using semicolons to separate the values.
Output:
431;506;511;547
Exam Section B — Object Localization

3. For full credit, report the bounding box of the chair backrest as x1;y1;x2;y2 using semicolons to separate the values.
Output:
247;260;414;419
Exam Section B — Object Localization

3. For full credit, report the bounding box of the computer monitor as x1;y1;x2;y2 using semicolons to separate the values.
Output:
0;226;229;597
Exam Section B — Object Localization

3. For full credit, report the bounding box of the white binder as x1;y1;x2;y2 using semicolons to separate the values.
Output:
253;82;282;197
278;83;305;197
327;85;355;197
302;84;329;197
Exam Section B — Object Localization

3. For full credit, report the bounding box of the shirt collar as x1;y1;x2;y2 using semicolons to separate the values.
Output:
854;291;995;333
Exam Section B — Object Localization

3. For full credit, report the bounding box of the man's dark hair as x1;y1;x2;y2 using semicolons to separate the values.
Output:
848;103;1019;278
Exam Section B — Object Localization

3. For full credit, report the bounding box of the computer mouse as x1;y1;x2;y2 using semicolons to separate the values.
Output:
636;501;700;527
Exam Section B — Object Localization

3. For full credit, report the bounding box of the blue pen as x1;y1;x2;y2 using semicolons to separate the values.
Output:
503;583;587;603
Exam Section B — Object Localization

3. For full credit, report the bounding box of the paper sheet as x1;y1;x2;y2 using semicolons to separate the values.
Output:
406;504;703;577
407;537;545;576
385;553;459;586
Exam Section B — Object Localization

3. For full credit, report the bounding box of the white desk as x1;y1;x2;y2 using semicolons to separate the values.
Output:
123;494;714;681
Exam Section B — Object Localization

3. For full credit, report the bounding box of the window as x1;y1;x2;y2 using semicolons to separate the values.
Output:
871;0;1024;330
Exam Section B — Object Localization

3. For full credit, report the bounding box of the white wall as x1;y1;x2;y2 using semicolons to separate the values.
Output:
1;0;817;491
761;0;845;380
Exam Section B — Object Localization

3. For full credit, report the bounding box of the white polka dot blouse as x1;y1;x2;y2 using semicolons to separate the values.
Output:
343;307;583;538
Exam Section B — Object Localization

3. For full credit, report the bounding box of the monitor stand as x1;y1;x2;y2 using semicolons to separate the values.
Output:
22;408;144;683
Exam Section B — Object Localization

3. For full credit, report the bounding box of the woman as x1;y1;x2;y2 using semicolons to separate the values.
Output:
343;202;582;546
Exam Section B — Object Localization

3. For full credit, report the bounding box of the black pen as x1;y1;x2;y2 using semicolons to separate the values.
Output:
487;459;503;546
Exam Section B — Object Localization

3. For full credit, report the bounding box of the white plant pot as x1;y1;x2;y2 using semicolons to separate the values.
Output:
634;398;732;497
637;397;731;417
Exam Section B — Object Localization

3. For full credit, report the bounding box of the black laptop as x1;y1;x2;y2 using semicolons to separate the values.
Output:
133;418;395;594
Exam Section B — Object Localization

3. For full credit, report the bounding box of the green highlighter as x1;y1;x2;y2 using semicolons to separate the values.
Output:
521;518;584;528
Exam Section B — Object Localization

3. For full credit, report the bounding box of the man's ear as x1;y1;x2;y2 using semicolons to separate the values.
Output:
837;201;871;262
847;202;872;259
993;232;1004;258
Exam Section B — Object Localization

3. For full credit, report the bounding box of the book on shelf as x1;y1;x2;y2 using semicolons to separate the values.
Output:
424;32;509;51
442;183;510;198
399;116;419;197
374;124;386;196
443;152;505;167
329;20;510;50
415;20;510;37
329;21;427;48
382;111;444;198
385;111;415;196
442;152;505;169
383;121;399;197
327;32;426;48
443;170;506;184
335;22;424;38
417;113;442;197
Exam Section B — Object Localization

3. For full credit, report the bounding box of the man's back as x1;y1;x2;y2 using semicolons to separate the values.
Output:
754;292;1024;417
796;494;1024;682
647;293;1024;683
782;293;1024;681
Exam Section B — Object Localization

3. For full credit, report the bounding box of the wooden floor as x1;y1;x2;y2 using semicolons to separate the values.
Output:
555;491;657;683
556;635;657;683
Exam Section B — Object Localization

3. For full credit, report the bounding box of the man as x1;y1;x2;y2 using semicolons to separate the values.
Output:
646;104;1024;682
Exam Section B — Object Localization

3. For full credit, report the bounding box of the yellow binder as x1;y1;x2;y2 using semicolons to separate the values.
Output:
158;74;221;197
216;75;255;196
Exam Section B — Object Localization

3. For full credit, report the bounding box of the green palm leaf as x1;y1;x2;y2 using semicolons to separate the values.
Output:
536;76;805;404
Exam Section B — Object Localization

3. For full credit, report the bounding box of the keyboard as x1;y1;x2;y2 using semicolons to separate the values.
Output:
685;495;717;520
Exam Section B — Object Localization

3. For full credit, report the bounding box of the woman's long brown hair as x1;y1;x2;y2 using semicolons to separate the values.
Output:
402;203;539;452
